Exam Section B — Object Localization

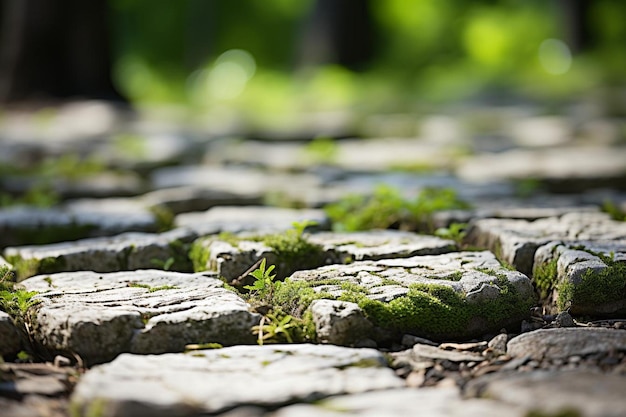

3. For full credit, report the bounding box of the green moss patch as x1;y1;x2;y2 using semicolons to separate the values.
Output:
272;271;533;341
533;245;626;314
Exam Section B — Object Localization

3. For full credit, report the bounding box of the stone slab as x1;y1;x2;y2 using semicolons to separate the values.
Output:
458;146;626;191
71;344;404;416
176;206;328;235
507;328;626;360
19;270;260;365
465;212;626;275
533;240;626;315
286;251;535;340
272;387;526;417
140;185;263;215
151;166;322;207
0;203;158;247
192;230;455;282
465;370;626;417
4;227;198;280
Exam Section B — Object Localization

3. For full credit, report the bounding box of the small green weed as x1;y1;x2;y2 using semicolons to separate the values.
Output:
602;200;626;221
252;307;311;345
324;185;470;232
151;257;175;271
303;136;339;164
0;267;40;318
244;258;278;301
434;222;467;244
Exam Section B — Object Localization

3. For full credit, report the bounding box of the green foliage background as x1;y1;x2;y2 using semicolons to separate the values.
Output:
108;0;626;115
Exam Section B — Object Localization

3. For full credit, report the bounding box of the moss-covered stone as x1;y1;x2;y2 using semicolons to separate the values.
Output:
272;256;535;341
533;243;626;315
6;255;67;281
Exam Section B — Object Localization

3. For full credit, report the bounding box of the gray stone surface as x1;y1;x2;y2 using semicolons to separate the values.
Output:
307;230;456;261
176;206;328;235
71;344;404;416
0;203;159;247
1;171;144;200
272;387;526;417
309;300;373;346
151;166;323;206
533;240;626;315
4;227;197;279
466;212;626;275
140;185;263;214
465;370;626;417
458;146;626;187
19;270;260;365
192;230;455;282
63;198;158;233
288;251;535;340
507;328;626;360
0;311;21;357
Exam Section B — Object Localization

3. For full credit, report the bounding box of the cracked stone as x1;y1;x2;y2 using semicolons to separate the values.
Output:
19;270;260;365
71;344;404;416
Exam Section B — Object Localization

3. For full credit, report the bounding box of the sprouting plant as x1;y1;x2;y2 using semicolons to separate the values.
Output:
302;135;338;164
602;200;626;221
291;220;318;236
434;222;467;244
151;257;175;271
244;258;278;299
252;309;301;345
0;267;40;318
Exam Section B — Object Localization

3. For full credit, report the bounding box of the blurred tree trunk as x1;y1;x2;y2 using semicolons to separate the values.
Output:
298;0;376;71
0;0;125;104
558;0;592;53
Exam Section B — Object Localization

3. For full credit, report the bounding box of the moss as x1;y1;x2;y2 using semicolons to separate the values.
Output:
557;261;626;311
167;240;193;272
261;230;326;279
273;272;533;340
189;238;212;272
150;205;175;232
534;245;626;313
533;256;559;299
7;255;67;281
426;271;463;281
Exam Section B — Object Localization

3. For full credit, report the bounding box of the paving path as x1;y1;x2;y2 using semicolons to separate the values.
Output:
1;102;625;416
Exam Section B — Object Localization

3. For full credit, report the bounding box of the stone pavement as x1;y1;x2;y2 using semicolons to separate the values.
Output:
1;101;625;416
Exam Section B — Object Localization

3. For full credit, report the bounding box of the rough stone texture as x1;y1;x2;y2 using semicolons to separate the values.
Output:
62;198;157;233
288;251;535;340
466;212;626;275
507;328;626;360
533;240;626;315
176;206;329;235
390;343;485;370
0;311;21;357
458;146;626;191
192;230;455;283
465;370;626;417
307;230;456;261
310;300;373;346
140;185;263;215
1;172;144;200
4;227;198;279
272;387;526;417
71;344;404;417
152;166;323;207
0;204;158;247
19;270;260;365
